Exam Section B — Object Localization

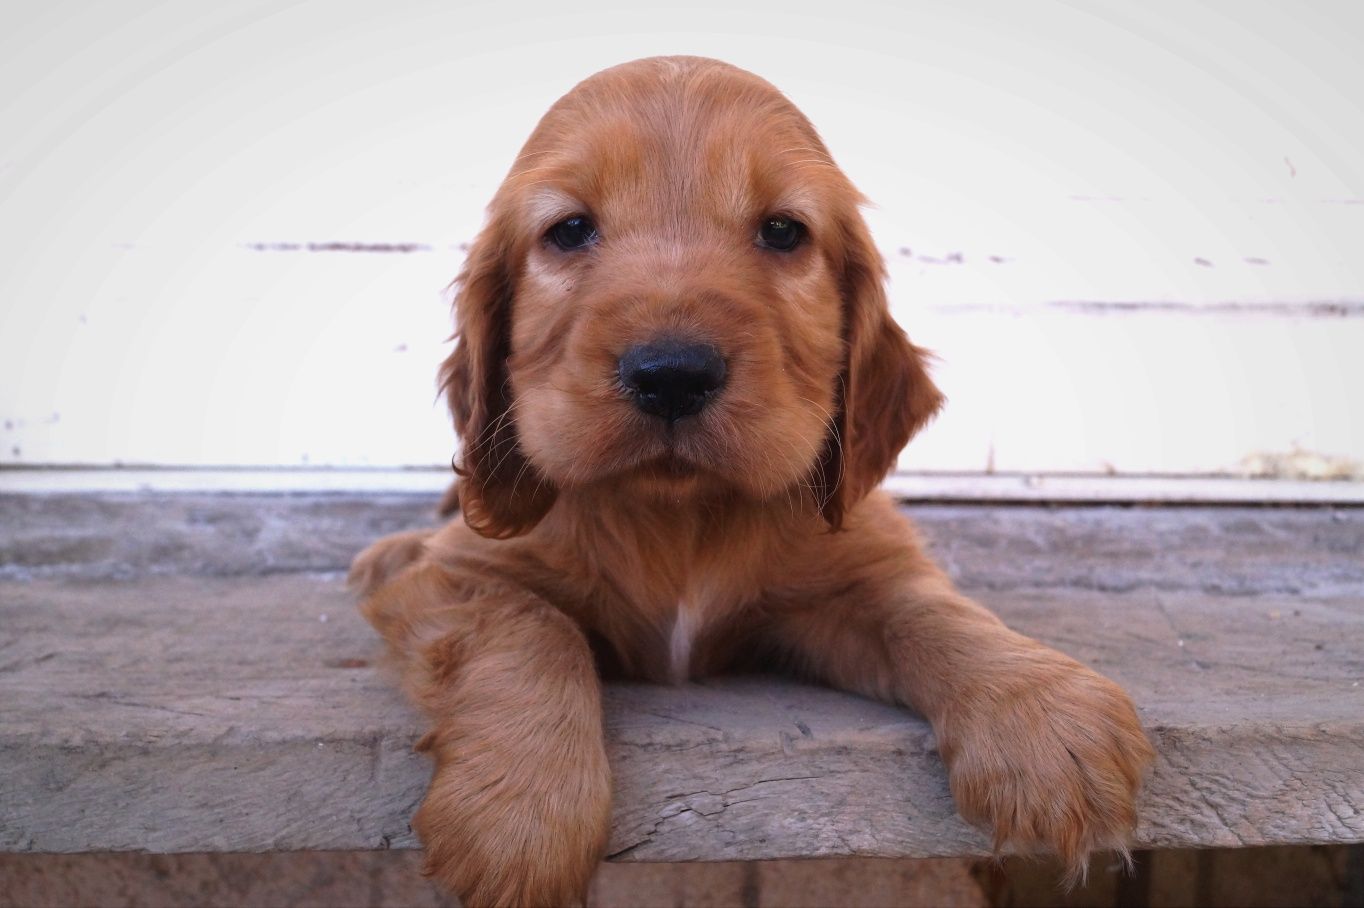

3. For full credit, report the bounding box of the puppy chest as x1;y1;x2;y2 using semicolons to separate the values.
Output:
668;600;700;684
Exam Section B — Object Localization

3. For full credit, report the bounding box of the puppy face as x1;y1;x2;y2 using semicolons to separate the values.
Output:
443;58;943;537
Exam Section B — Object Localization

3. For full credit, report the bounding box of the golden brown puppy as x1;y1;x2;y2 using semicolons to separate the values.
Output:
350;56;1153;907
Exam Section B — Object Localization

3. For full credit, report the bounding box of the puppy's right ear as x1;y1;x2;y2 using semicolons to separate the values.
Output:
437;216;556;538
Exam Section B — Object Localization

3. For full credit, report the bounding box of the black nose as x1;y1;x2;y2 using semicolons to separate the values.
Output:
618;341;727;422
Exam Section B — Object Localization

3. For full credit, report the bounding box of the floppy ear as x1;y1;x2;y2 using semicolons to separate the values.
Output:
437;216;556;538
817;213;944;529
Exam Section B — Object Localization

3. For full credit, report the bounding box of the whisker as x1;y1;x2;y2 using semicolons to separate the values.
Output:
507;453;537;503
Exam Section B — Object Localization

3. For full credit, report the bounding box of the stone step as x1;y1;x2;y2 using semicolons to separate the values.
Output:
1;494;1361;860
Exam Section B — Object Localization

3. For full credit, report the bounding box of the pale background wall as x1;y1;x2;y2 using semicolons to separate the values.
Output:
2;0;1361;476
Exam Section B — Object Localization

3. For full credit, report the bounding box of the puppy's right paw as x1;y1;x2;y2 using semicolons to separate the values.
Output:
414;726;612;908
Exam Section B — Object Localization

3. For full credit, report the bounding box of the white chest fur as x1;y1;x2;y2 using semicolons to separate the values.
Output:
668;601;698;684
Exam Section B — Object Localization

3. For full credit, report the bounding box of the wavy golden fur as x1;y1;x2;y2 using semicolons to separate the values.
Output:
350;57;1153;907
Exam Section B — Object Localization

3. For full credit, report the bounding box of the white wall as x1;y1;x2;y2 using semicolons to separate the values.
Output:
2;0;1361;476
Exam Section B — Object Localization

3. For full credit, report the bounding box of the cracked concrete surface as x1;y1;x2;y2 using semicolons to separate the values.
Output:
1;494;1362;863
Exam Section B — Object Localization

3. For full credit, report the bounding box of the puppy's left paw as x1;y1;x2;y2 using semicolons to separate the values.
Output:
938;649;1154;884
347;529;434;596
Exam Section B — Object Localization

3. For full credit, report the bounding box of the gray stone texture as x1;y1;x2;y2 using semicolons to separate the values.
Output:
1;494;1361;866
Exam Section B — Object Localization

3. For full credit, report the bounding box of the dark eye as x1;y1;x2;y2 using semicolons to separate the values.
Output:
758;215;804;251
548;215;598;251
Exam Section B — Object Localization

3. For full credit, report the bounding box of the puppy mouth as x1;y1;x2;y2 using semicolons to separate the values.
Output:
639;452;701;479
643;449;698;474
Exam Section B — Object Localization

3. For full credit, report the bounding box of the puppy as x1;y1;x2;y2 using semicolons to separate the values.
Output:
350;56;1153;907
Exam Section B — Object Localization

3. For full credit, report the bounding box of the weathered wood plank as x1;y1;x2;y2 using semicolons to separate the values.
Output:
1;574;1361;857
3;494;1362;596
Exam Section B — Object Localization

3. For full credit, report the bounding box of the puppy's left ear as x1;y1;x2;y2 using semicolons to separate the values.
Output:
817;211;944;529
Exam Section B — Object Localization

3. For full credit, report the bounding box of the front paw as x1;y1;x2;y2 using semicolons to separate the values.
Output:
347;529;434;596
938;650;1154;883
414;727;612;908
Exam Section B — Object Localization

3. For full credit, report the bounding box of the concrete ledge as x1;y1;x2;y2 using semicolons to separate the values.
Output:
3;468;1363;504
2;494;1362;860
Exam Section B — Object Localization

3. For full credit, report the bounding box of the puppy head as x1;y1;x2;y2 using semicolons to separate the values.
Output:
441;57;942;537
